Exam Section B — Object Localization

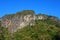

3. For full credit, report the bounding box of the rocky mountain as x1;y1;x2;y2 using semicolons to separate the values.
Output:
0;10;60;33
0;10;60;40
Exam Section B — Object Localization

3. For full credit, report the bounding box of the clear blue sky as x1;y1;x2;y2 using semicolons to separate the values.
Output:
0;0;60;19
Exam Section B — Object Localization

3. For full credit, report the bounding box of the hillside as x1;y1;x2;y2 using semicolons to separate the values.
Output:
0;10;60;40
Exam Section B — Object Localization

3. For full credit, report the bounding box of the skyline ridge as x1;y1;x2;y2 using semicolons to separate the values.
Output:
0;0;60;19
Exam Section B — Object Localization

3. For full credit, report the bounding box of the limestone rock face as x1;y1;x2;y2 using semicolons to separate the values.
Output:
36;14;48;20
49;16;59;22
1;12;36;32
0;13;48;32
1;10;59;33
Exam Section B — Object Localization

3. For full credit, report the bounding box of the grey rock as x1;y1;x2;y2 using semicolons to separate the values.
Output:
2;11;59;33
1;14;48;33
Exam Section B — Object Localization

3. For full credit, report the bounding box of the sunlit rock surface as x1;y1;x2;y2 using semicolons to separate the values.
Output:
1;10;59;33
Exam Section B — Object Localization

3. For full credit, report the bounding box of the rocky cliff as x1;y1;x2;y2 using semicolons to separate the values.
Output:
0;10;59;33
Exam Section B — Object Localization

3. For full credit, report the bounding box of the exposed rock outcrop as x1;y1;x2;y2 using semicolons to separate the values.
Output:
0;10;59;33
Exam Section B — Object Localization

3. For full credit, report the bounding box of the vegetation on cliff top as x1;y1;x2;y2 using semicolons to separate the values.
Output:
2;10;34;19
0;10;60;40
0;19;60;40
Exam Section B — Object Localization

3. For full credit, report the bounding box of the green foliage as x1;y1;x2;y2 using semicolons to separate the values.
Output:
10;20;60;40
0;10;60;40
16;10;34;17
3;14;15;19
0;18;60;40
2;10;35;19
0;21;11;40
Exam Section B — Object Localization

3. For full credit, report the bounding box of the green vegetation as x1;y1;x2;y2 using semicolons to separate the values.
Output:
0;10;60;40
2;10;34;19
16;10;34;15
12;20;60;40
0;21;11;40
0;19;60;40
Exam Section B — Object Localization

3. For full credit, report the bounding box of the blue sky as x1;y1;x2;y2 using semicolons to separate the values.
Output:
0;0;60;19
